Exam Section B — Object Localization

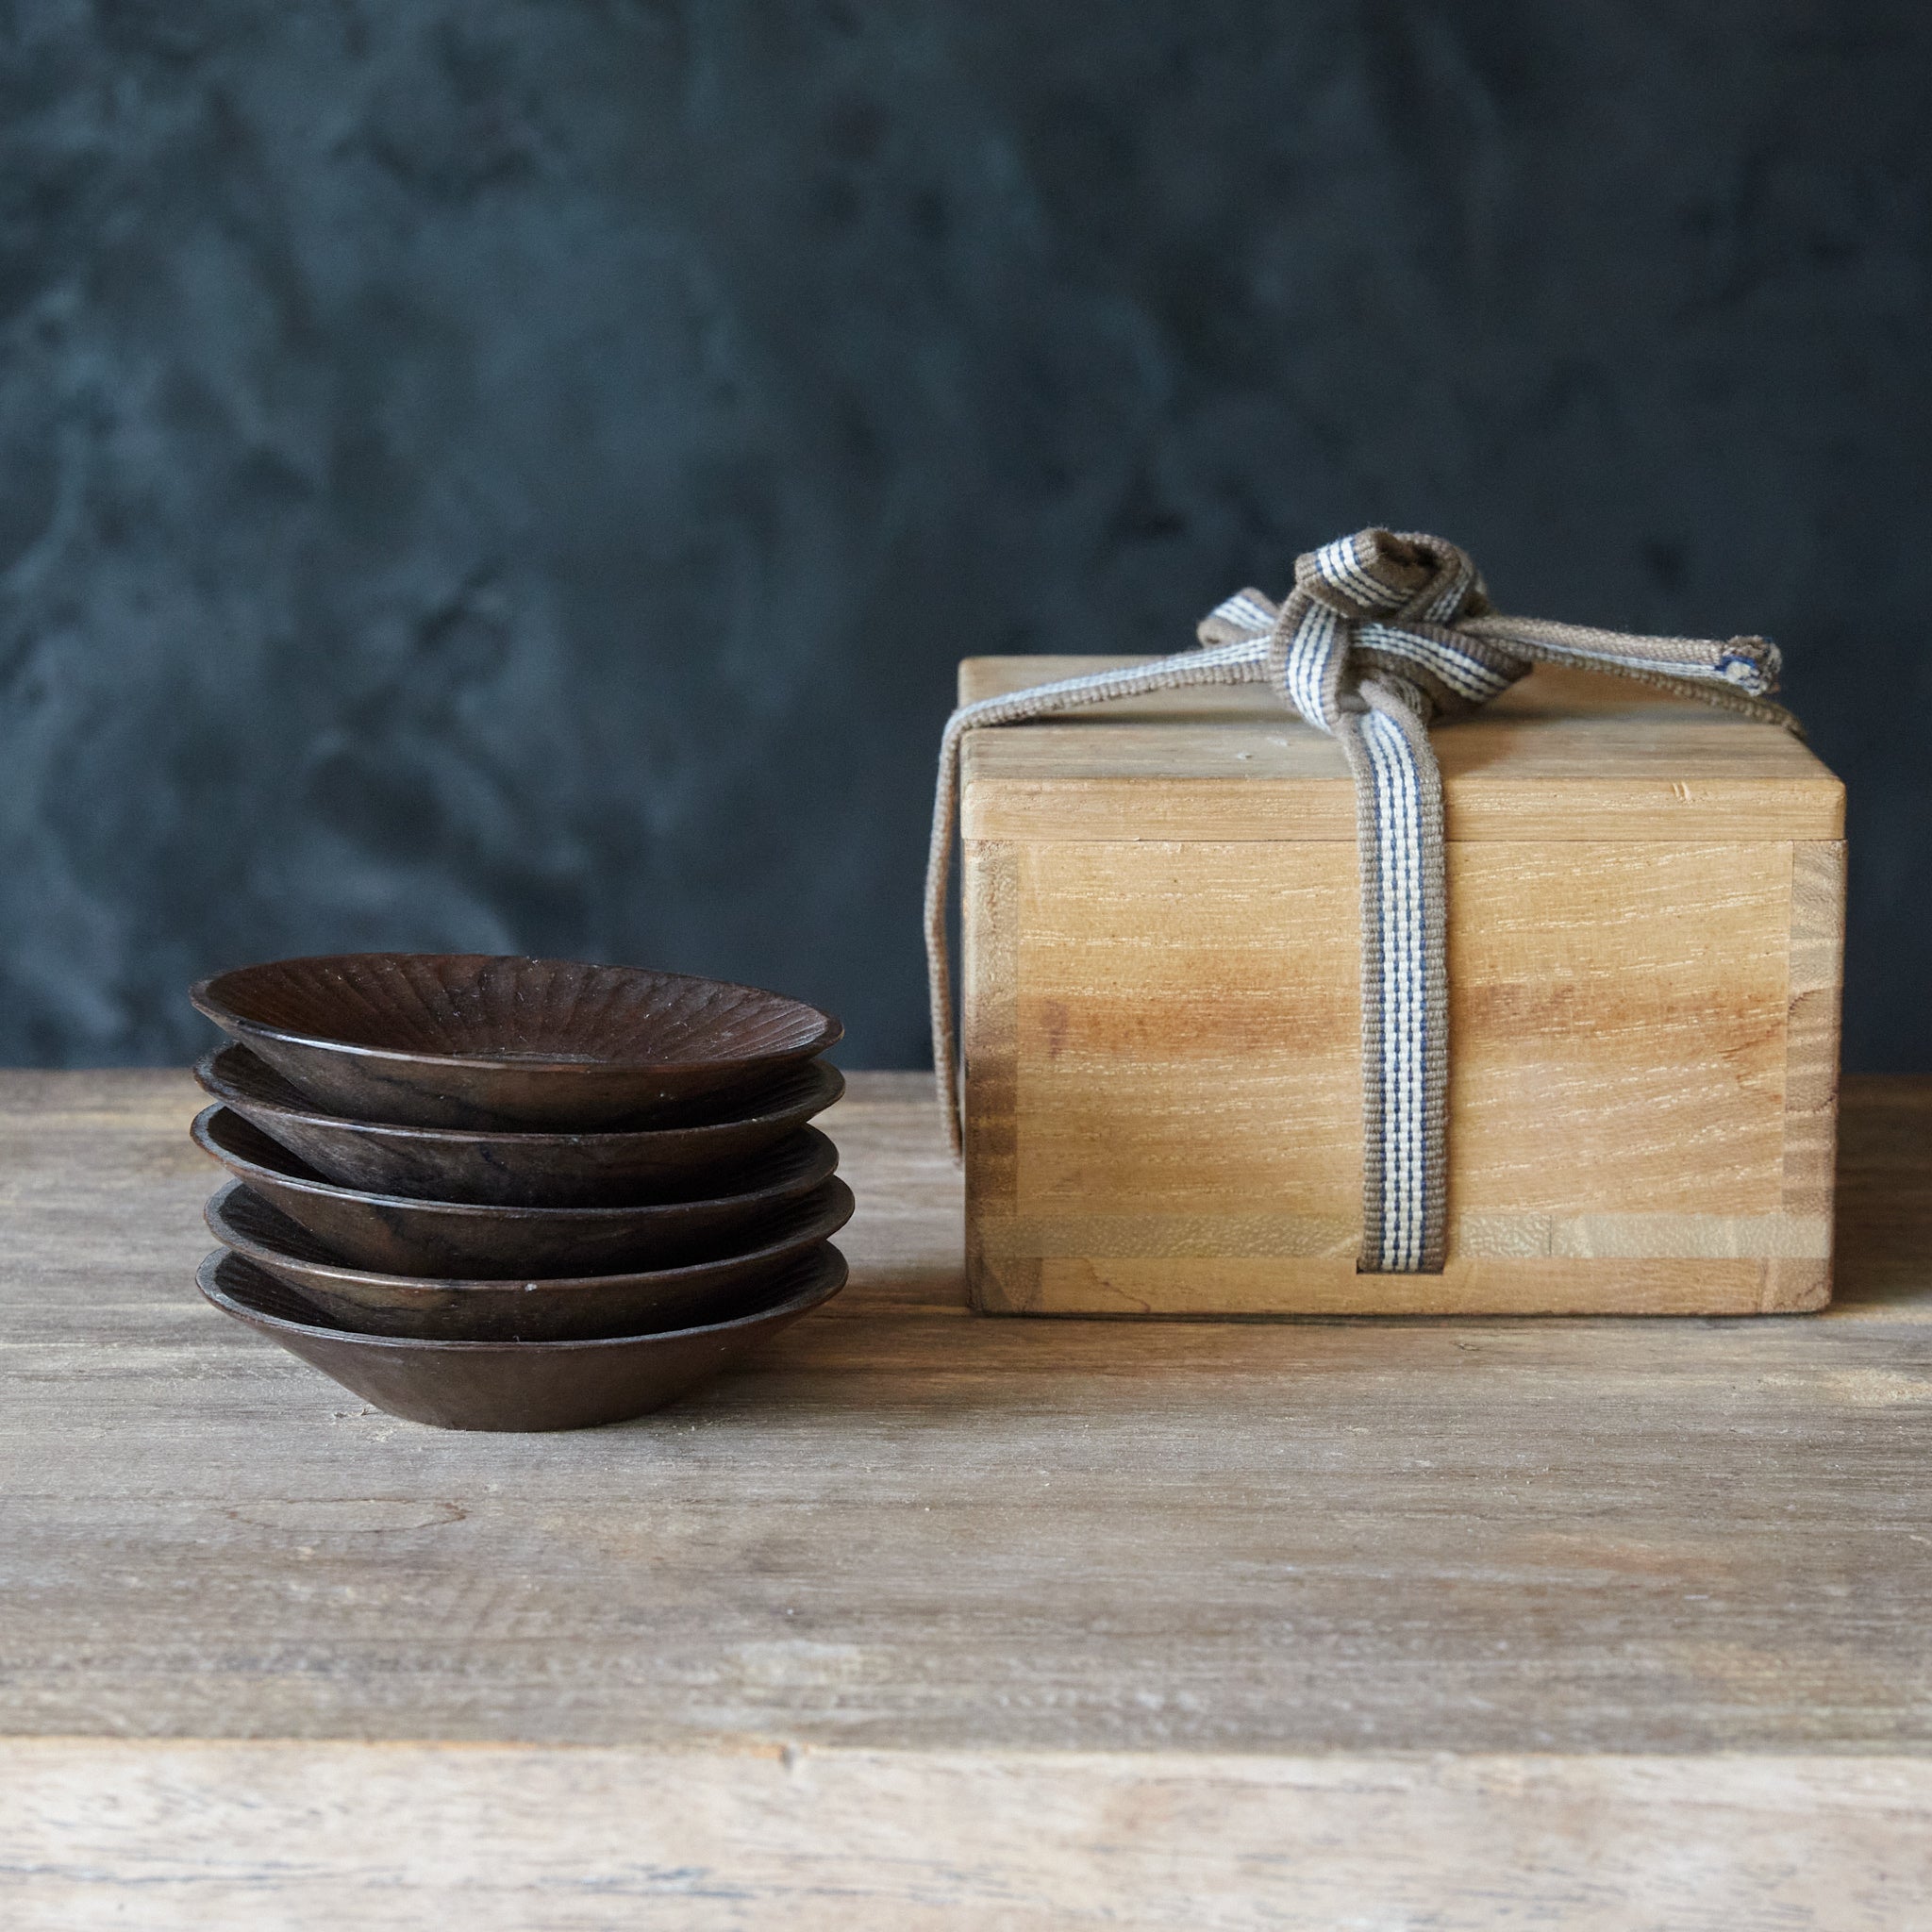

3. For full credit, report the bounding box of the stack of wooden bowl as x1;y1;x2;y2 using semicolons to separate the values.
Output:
188;954;849;1431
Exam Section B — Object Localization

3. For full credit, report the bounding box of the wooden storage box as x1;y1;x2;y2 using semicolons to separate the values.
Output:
959;656;1845;1317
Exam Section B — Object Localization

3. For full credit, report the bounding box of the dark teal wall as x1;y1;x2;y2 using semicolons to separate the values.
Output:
2;2;1926;1066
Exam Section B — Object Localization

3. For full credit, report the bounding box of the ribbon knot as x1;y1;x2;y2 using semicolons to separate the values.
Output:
1281;530;1492;730
926;528;1800;1275
1200;526;1783;738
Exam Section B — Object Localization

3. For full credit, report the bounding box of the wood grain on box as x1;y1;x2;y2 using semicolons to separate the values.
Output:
959;658;1847;1315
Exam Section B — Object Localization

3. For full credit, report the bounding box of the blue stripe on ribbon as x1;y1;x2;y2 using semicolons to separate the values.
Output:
1360;709;1426;1272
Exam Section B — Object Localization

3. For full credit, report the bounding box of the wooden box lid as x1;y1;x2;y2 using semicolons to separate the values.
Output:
959;656;1843;843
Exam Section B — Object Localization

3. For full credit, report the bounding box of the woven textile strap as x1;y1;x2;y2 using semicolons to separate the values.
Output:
926;527;1804;1274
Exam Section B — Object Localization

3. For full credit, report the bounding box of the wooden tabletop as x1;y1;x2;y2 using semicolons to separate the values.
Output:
4;1070;1929;1928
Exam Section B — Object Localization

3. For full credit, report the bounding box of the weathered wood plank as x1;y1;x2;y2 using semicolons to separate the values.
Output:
2;1071;1930;1921
6;1740;1931;1931
0;1071;1927;1758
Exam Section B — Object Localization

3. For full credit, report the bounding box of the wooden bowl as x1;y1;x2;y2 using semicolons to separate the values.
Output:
193;1044;845;1206
196;1245;847;1431
192;1105;838;1277
205;1177;855;1341
190;954;842;1128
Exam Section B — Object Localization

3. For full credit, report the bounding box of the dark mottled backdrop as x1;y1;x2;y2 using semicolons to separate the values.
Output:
1;1;1926;1067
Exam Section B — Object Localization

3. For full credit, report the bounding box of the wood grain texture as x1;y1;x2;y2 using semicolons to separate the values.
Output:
970;836;1827;1314
8;1741;1932;1931
959;660;1846;844
1771;841;1849;1310
958;659;1846;1315
962;839;1033;1310
3;1071;1929;1924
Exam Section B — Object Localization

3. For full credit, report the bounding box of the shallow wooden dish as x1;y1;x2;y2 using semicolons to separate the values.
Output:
190;954;842;1129
196;1245;847;1431
192;1106;837;1277
205;1177;855;1341
194;1044;845;1206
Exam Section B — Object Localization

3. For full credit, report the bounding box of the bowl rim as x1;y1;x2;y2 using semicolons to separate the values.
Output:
193;1044;846;1145
192;1104;838;1223
205;1175;857;1293
197;1242;848;1352
190;954;842;1077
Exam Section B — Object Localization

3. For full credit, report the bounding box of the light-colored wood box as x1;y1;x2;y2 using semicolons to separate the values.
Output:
959;656;1846;1317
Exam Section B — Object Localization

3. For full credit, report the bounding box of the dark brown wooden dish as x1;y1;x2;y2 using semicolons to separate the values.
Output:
205;1177;855;1341
193;1044;845;1206
196;1245;847;1431
192;1106;838;1277
190;954;843;1129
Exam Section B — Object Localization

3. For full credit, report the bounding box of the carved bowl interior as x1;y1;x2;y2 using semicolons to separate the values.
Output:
191;954;842;1128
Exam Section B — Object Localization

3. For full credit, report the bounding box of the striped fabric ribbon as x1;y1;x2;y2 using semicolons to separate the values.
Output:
926;528;1800;1274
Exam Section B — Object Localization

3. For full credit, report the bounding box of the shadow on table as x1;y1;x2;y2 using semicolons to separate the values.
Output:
1830;1076;1932;1312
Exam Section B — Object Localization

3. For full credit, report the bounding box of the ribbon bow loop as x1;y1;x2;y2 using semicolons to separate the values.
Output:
1296;529;1490;626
